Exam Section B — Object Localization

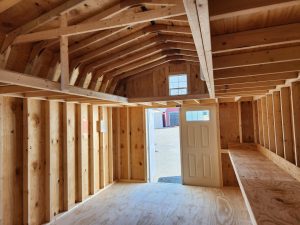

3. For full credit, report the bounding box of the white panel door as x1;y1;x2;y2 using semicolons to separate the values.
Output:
180;105;221;187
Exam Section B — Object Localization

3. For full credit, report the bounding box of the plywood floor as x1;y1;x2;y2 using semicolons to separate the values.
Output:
49;183;251;225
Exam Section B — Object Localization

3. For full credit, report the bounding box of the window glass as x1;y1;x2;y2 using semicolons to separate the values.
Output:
186;110;210;121
169;74;187;96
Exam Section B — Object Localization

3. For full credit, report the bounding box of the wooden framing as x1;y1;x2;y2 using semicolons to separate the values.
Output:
0;0;89;52
212;23;300;53
209;0;300;21
272;91;284;157
290;81;300;166
63;102;76;211
60;14;69;90
0;69;128;103
14;5;186;43
1;1;300;224
266;94;276;152
256;99;263;145
261;97;269;148
184;0;215;97
280;87;295;163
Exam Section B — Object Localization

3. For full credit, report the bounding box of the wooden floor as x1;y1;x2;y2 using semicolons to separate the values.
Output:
48;182;251;225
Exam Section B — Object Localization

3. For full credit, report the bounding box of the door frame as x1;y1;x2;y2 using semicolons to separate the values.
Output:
179;103;223;187
145;107;182;183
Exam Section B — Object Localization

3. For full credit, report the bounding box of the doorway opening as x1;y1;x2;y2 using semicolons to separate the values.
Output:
146;108;182;184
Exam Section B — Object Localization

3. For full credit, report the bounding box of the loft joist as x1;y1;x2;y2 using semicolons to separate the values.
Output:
0;69;128;103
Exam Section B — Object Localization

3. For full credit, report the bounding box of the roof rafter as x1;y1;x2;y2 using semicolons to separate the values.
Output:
82;49;197;89
209;0;300;21
105;56;199;93
214;60;300;79
213;45;300;70
84;42;196;75
13;4;186;44
212;23;300;54
214;72;299;86
0;0;21;14
1;0;90;52
80;37;196;79
72;24;192;66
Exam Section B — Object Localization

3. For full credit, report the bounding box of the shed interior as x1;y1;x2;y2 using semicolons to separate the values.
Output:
0;0;300;225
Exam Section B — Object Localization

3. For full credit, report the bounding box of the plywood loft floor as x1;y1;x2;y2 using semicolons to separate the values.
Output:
49;183;251;225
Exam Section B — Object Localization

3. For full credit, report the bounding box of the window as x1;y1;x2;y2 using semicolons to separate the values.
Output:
169;74;187;96
186;110;210;121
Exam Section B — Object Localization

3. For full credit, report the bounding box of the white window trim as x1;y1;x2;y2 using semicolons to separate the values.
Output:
168;74;188;96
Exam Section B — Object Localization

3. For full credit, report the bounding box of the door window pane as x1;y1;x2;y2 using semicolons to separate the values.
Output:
186;110;210;121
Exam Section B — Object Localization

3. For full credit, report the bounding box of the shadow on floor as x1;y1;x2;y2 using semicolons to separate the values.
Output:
157;176;181;184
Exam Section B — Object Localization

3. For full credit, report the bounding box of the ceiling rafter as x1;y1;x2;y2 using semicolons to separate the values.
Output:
96;50;197;80
81;48;197;89
33;1;185;53
105;56;199;93
209;0;300;21
83;41;196;76
214;60;300;79
38;1;138;53
215;80;285;91
212;23;300;54
80;37;196;81
72;25;154;66
1;0;91;52
0;0;21;14
214;72;299;86
213;45;300;70
13;4;186;44
71;24;192;66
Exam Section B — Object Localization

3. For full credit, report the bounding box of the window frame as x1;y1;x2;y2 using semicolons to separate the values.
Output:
168;73;189;96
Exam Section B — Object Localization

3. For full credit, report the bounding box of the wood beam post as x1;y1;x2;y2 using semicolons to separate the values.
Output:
108;107;114;183
63;102;76;211
60;14;69;90
119;107;131;180
23;99;46;225
272;91;284;157
45;101;63;221
291;81;300;166
88;105;100;194
76;104;89;202
261;97;269;148
0;97;3;225
266;94;276;153
280;87;295;163
257;99;263;145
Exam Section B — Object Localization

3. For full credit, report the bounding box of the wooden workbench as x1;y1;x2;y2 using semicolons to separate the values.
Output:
229;149;300;225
